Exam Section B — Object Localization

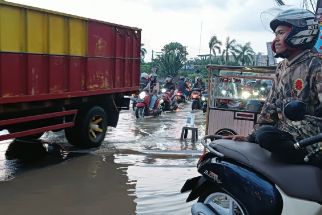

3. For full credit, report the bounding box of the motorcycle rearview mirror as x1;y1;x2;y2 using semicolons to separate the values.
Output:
284;100;306;121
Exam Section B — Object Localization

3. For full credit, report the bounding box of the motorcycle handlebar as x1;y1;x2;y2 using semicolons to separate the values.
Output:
202;135;224;157
294;133;322;149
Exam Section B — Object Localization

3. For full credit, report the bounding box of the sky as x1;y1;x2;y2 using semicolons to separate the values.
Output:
8;0;307;61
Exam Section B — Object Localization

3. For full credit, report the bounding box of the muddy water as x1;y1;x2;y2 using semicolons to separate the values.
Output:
0;103;206;215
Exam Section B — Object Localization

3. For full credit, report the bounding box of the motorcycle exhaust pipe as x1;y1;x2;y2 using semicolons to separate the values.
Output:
191;203;216;215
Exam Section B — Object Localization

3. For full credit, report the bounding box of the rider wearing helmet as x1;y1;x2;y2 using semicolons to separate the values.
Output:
144;73;160;110
193;76;205;90
225;8;322;165
164;76;175;91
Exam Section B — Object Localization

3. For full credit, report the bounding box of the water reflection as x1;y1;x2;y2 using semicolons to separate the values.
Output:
0;103;206;214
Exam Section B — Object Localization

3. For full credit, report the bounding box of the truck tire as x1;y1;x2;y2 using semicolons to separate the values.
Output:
65;106;107;148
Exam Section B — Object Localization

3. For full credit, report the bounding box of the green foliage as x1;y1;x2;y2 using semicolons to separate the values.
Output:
154;42;188;77
140;62;153;74
140;43;147;63
233;42;255;66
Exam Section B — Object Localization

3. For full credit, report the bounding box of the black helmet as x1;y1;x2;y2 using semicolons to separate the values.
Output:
270;8;319;50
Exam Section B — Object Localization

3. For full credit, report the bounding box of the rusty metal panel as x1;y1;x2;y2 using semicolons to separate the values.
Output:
115;59;124;88
27;54;49;95
0;2;141;106
87;21;115;57
87;58;113;90
48;56;68;93
0;53;27;97
68;57;86;92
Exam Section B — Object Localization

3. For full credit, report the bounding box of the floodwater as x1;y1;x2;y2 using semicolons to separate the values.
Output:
0;103;206;215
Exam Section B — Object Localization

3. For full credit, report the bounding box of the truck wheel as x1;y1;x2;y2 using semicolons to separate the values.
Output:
65;106;107;148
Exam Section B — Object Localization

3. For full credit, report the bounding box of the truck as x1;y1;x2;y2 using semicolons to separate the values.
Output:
0;1;141;147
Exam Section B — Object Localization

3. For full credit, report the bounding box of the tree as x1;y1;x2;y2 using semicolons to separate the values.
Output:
233;42;256;66
140;43;147;63
221;37;237;64
208;35;222;62
154;42;188;77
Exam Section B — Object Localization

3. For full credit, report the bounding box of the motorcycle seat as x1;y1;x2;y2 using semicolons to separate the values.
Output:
211;139;322;203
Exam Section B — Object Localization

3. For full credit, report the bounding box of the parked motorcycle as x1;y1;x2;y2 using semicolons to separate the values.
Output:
181;101;322;215
135;90;163;118
160;88;178;112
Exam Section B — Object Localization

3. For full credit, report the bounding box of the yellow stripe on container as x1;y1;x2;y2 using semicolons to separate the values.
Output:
0;6;25;52
27;10;48;53
0;3;87;56
69;19;87;56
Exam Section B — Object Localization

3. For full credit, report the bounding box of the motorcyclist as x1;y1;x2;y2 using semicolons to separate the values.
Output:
193;77;205;90
140;73;149;90
163;76;175;91
177;76;189;97
144;73;160;110
224;8;322;164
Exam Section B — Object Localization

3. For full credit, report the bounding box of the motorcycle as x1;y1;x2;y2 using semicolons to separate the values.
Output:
201;91;208;113
160;88;178;112
181;101;322;215
135;90;163;118
175;90;186;104
191;88;202;110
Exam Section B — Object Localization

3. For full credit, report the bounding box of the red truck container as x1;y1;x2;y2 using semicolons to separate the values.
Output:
0;1;141;147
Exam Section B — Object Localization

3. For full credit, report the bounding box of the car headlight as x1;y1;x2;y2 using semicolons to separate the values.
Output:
139;91;146;99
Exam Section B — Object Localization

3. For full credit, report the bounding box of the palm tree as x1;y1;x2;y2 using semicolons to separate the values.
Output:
140;43;147;63
233;42;256;66
208;35;222;62
221;37;237;64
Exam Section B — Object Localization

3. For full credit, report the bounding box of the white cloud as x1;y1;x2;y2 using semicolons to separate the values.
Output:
7;0;300;61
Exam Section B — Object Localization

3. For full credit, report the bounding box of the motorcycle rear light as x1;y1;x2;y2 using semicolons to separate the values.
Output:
197;152;207;167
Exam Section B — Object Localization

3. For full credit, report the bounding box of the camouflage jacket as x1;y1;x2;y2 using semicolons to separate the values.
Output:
258;50;322;154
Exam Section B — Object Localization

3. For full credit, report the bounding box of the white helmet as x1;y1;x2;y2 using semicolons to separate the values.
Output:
270;8;319;50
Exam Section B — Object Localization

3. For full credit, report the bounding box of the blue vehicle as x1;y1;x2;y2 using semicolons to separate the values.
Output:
181;101;322;215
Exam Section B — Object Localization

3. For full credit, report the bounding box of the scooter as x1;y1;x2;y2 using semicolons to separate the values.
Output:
176;90;186;104
135;90;163;118
160;88;178;112
181;101;322;215
201;91;208;113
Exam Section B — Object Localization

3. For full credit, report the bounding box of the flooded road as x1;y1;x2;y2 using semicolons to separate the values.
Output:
0;103;206;215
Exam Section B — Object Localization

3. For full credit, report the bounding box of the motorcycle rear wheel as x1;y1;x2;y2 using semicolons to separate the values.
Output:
198;187;248;215
135;107;145;118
